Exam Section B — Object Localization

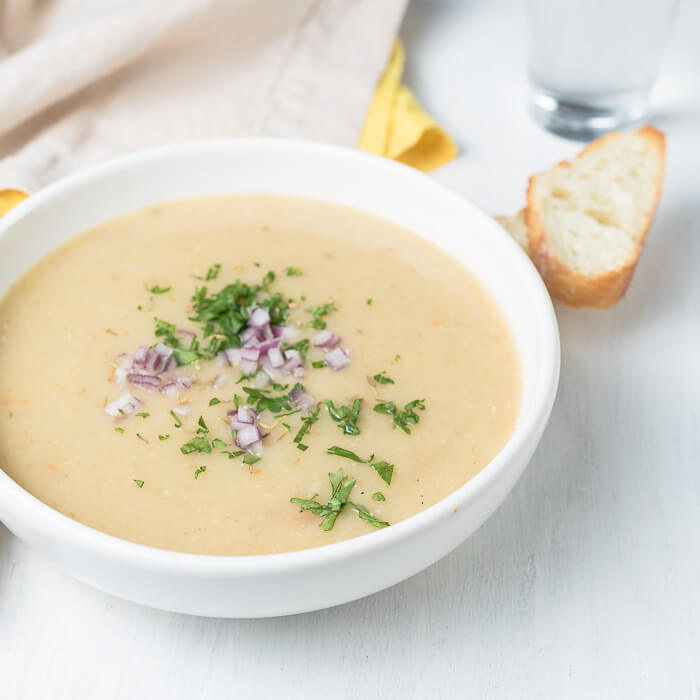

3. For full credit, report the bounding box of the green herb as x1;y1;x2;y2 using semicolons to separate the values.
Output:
158;434;170;441
273;409;301;419
371;460;394;485
297;443;309;451
324;398;362;435
154;317;200;365
180;436;211;454
242;454;261;465
366;298;373;305
197;415;209;433
243;386;292;414
290;469;355;531
311;360;325;369
352;502;389;528
372;492;385;501
117;409;125;415
326;446;372;463
285;266;303;276
114;427;125;434
262;270;275;290
271;382;289;391
150;285;171;294
306;302;337;330
205;263;221;281
283;338;311;362
133;479;144;488
172;348;199;365
293;405;320;444
137;305;143;311
233;394;243;409
169;410;182;428
374;398;426;434
326;446;393;485
394;354;401;361
194;466;207;479
209;397;221;406
222;449;245;459
211;438;228;449
372;371;394;385
291;469;389;531
135;412;150;418
253;261;261;267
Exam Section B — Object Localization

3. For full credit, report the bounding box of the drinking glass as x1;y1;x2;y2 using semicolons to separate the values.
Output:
527;0;680;140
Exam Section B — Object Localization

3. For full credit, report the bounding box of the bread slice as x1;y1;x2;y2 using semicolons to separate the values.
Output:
526;126;665;308
495;209;530;252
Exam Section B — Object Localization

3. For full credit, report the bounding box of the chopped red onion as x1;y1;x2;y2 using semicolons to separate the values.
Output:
289;386;316;412
261;356;287;382
133;345;148;367
325;347;350;371
224;347;242;365
247;440;263;458
104;392;142;417
241;327;259;344
237;406;256;424
312;330;341;349
154;343;174;358
161;355;176;373
256;338;281;354
128;373;162;387
268;346;284;369
283;349;302;369
293;366;305;378
176;375;193;389
160;382;179;398
248;307;270;329
211;374;227;389
175;329;195;338
241;345;260;362
236;424;261;448
240;358;258;376
114;367;128;385
217;351;231;367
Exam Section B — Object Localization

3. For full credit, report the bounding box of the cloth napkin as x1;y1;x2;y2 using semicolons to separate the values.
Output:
0;0;457;216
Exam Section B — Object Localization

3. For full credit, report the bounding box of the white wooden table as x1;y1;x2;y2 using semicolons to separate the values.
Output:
2;1;698;697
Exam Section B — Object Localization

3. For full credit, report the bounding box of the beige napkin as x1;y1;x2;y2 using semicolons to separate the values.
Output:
0;0;407;192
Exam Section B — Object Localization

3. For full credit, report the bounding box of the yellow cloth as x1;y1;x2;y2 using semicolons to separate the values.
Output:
358;41;458;172
0;41;456;218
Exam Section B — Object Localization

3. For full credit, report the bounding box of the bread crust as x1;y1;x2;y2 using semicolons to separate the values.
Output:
526;126;666;308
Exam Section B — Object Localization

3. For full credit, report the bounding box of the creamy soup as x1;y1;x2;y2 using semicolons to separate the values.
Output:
0;195;520;555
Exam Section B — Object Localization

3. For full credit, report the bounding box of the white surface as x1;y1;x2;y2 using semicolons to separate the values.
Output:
1;0;699;695
0;139;558;617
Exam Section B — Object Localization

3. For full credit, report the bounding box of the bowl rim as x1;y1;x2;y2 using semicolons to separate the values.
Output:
0;138;560;575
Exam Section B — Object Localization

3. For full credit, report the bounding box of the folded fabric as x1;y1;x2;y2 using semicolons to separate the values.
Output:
0;0;406;193
359;41;457;172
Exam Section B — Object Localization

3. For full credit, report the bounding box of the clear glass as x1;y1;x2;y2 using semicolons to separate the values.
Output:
527;0;679;140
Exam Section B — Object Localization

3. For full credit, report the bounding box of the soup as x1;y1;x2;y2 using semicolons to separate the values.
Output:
0;195;520;555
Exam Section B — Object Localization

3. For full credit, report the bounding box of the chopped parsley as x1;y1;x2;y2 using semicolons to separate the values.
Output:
394;354;401;361
205;263;221;281
285;266;303;277
311;360;325;369
222;449;245;459
324;398;362;435
366;298;373;305
180;436;211;454
243;386;292;414
293;405;320;445
326;446;393;485
374;399;426;434
114;427;125;434
290;469;389;531
297;443;309;452
133;479;144;488
306;302;337;330
137;305;143;311
150;285;171;294
208;397;221;406
372;371;394;385
372;492;385;501
158;434;170;441
326;446;371;463
194;466;207;479
243;454;261;465
211;438;228;449
135;412;150;418
283;338;310;362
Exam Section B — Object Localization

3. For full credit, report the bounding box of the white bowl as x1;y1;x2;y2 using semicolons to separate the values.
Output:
0;140;559;617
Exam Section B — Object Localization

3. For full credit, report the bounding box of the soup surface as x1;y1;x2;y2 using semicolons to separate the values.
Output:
0;195;520;555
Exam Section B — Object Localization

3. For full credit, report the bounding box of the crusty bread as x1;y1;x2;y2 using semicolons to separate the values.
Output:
525;126;665;308
495;209;530;252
